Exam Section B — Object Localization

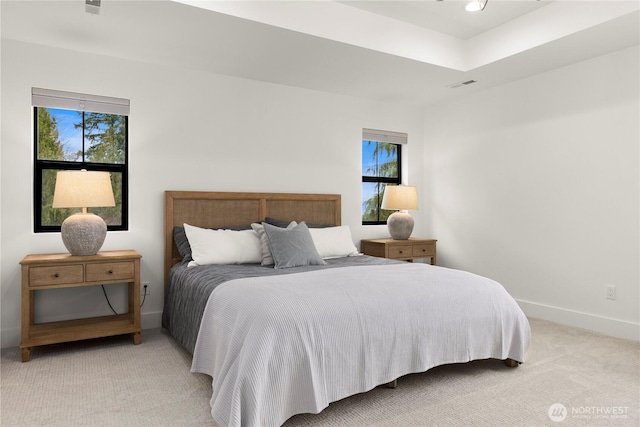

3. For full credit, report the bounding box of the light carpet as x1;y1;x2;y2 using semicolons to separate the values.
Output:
1;318;638;427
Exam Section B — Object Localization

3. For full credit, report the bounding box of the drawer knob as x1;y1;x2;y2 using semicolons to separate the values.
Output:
399;250;403;254
54;273;59;278
108;270;113;274
422;249;426;252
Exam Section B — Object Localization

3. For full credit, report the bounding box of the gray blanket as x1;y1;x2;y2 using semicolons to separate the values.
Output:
191;261;530;427
162;255;400;354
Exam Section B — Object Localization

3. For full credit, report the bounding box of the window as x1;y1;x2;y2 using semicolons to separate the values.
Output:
361;128;406;224
33;88;130;232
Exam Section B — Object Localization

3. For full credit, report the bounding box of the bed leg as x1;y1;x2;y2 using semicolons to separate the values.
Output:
386;379;398;389
504;358;520;368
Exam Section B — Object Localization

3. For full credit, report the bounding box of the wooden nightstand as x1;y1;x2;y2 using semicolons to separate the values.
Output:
361;238;437;265
19;250;142;362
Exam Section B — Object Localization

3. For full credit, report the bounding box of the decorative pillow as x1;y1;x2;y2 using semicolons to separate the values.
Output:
263;217;292;228
183;223;262;266
262;222;326;269
264;217;330;228
308;226;360;259
251;221;297;266
174;224;251;260
174;226;192;258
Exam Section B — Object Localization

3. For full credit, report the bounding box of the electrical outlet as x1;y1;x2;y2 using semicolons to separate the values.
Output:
142;282;150;296
606;285;616;300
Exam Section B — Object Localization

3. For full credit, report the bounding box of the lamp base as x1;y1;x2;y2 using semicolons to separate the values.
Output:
387;211;414;240
60;213;107;256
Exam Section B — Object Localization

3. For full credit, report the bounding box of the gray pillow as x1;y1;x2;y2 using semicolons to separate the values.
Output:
251;221;297;266
262;222;326;269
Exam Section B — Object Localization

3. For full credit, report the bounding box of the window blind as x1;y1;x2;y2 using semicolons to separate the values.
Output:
362;128;408;145
32;87;130;116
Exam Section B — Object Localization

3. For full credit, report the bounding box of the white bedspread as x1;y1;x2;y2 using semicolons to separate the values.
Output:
191;262;530;427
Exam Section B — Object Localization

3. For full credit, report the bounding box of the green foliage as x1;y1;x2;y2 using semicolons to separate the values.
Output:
362;191;380;222
362;183;394;223
37;108;63;160
80;112;126;225
37;110;70;226
364;142;398;178
81;112;126;164
38;108;125;227
362;141;398;223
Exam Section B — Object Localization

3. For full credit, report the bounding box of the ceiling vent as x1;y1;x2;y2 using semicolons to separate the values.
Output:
447;79;478;89
86;0;101;15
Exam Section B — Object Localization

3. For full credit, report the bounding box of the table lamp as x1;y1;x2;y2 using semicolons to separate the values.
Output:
381;185;418;240
52;170;115;256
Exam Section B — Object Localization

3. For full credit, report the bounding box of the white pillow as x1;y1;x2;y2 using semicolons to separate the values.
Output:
308;226;360;259
251;221;297;266
183;223;262;266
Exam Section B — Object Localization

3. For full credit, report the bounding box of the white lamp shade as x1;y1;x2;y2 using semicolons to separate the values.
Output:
381;185;418;211
53;170;115;209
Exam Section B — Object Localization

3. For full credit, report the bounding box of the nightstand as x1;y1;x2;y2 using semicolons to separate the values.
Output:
361;238;437;265
19;250;142;362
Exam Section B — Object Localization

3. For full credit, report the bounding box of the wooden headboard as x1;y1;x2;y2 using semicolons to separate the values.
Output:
164;191;341;285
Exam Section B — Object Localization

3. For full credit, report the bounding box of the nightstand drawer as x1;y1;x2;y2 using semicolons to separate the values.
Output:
86;261;134;282
30;265;84;287
413;244;435;258
388;245;412;259
361;238;437;265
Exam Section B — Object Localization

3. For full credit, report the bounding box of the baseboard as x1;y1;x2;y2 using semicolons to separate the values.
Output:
1;310;164;349
141;310;163;330
516;299;640;341
4;304;637;348
1;328;20;349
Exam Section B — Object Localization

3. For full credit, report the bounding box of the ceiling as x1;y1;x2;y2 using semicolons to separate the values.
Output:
337;0;550;39
1;1;638;108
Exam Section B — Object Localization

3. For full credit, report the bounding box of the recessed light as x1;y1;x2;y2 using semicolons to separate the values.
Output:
465;0;488;12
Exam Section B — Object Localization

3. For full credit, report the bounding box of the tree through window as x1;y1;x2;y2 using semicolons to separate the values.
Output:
361;129;406;224
33;88;129;232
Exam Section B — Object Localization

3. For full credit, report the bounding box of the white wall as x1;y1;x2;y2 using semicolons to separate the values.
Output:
0;39;424;348
424;46;640;340
3;39;637;349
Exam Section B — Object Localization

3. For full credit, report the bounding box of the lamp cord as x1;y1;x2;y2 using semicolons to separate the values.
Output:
101;285;119;315
101;284;146;315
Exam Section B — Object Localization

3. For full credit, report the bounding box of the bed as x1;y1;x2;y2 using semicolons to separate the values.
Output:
162;191;531;427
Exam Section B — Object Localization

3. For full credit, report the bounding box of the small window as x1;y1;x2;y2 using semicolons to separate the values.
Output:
361;129;406;224
33;88;129;232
